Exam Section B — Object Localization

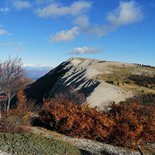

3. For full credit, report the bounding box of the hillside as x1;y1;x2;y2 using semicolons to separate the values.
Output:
25;57;155;109
1;126;155;155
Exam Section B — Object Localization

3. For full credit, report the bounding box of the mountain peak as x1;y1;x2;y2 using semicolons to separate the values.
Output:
25;58;155;110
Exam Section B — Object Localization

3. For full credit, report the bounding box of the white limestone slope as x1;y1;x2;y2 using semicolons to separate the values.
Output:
57;58;135;109
87;81;133;109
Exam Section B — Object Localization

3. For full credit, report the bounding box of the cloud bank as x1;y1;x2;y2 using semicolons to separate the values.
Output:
2;0;143;43
35;1;92;17
75;1;143;36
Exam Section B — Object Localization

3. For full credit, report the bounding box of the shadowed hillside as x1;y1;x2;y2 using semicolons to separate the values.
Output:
25;58;155;109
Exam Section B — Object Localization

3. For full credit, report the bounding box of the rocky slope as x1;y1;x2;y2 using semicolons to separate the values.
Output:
25;58;155;109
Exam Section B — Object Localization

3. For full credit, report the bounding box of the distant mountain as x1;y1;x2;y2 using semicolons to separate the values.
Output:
23;65;52;80
25;58;155;109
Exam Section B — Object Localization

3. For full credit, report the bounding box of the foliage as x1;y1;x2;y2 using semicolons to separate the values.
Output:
39;99;155;149
123;93;155;105
135;63;155;69
108;102;155;148
0;90;31;133
0;133;81;155
128;74;155;89
0;119;29;133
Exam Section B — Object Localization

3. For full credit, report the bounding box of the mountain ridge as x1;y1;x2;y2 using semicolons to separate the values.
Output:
25;57;155;109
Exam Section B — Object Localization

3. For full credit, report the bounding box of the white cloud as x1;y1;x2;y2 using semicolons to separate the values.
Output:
0;28;11;36
35;1;92;17
51;26;79;42
75;1;143;37
0;7;10;13
75;15;89;28
107;1;143;26
69;47;100;55
13;1;31;9
75;15;112;36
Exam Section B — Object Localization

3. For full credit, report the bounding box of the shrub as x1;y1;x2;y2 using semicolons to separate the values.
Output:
123;93;155;105
0;90;32;133
108;102;155;148
39;99;155;149
39;99;114;140
106;80;114;84
0;118;30;133
128;74;155;88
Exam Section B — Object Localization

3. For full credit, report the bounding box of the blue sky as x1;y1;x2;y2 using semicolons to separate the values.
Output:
0;0;155;67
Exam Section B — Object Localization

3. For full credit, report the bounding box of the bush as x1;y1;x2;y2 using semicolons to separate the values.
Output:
106;80;114;84
128;74;155;88
39;99;155;149
0;119;29;133
108;102;155;148
123;93;155;105
0;90;32;133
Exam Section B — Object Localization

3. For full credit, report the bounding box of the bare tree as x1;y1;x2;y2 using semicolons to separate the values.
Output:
0;104;1;119
0;57;27;111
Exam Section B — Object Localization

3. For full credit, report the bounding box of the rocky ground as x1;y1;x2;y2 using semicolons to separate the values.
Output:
31;127;155;155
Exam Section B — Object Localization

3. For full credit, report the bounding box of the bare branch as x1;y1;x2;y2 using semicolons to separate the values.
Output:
0;57;29;110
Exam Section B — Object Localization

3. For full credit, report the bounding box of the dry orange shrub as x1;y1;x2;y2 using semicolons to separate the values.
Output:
39;99;155;149
2;90;154;148
0;90;31;133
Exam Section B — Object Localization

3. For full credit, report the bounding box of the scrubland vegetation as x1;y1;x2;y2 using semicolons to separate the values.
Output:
0;57;155;153
124;93;155;105
39;97;155;149
128;74;155;89
97;65;155;95
1;89;155;150
0;91;81;155
0;90;31;133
